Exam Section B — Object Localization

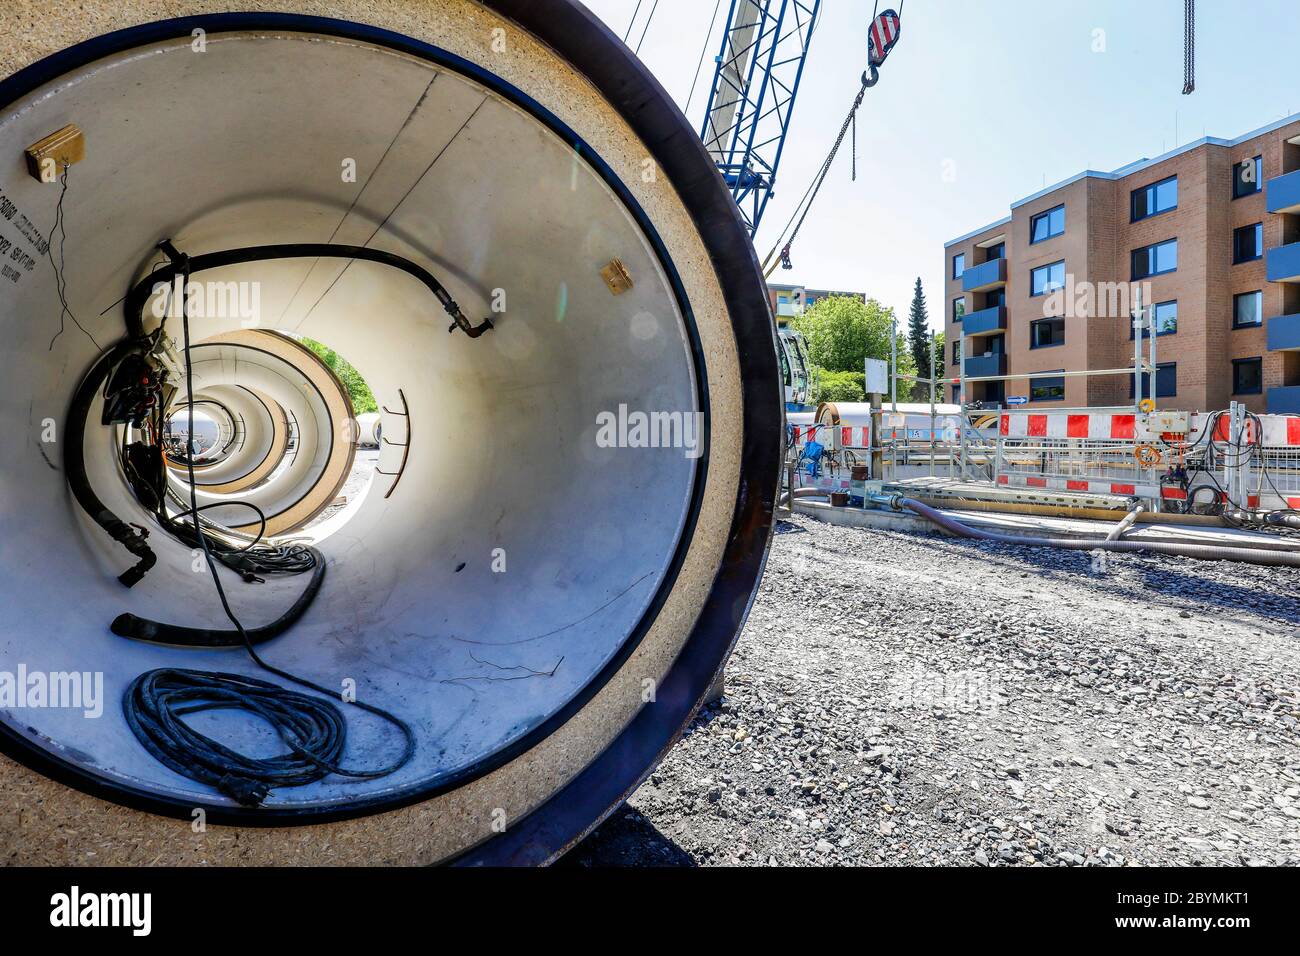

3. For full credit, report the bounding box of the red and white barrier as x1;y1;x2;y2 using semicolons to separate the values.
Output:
836;425;872;448
789;423;872;449
999;411;1136;441
1191;413;1300;448
996;473;1172;500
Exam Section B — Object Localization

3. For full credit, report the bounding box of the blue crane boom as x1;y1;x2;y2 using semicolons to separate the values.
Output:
698;0;821;238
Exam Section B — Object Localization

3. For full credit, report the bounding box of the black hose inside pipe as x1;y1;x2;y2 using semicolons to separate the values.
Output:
110;546;326;646
123;243;495;341
64;342;157;587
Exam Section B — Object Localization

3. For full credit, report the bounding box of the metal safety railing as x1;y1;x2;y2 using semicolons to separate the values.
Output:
994;436;1162;498
784;397;1300;518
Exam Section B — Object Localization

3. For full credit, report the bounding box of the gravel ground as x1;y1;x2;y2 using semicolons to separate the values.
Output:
302;449;378;529
565;513;1300;867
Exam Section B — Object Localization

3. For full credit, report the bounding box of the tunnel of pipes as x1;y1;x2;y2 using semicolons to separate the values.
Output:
0;1;779;864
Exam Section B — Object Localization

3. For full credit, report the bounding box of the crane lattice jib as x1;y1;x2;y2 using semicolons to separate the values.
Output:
699;0;821;237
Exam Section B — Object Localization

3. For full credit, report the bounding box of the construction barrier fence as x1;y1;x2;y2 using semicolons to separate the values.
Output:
787;404;1300;515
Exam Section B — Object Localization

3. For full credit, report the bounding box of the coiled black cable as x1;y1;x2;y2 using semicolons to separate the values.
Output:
123;669;349;806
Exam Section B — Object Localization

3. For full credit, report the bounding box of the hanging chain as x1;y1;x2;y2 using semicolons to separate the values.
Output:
851;109;857;181
1182;0;1195;95
771;75;870;272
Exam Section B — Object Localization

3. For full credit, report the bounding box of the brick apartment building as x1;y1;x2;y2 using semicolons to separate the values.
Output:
944;113;1300;413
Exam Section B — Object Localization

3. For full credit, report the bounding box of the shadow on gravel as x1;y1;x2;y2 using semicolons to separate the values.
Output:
774;519;809;536
557;804;696;867
680;701;723;740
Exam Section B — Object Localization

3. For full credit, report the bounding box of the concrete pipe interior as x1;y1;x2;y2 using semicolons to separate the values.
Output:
0;2;778;865
160;330;359;535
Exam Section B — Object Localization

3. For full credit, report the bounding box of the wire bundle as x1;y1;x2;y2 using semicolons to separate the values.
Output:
117;240;415;806
1156;409;1300;522
163;499;319;581
123;668;347;806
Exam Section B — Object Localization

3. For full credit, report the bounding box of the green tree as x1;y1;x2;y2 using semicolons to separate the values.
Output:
906;278;931;401
812;369;866;404
793;294;918;403
300;337;378;414
933;330;946;402
791;294;896;374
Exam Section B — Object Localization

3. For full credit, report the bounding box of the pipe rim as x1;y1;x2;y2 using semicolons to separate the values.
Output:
0;3;780;861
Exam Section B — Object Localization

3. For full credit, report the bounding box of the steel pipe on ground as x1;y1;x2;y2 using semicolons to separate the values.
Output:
893;497;1300;568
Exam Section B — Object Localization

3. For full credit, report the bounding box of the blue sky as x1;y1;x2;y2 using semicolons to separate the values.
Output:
583;0;1300;329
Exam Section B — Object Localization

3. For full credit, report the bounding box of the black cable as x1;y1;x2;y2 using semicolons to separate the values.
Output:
45;165;102;352
123;240;415;806
119;419;317;579
123;669;350;806
635;0;661;55
110;548;325;647
64;342;157;586
622;0;644;43
123;243;494;343
685;0;723;116
161;498;318;578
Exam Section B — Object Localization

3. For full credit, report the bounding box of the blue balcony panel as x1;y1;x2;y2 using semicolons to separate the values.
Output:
964;352;1007;379
1266;169;1300;215
1266;242;1300;283
1267;386;1300;415
963;304;1007;337
961;257;1007;294
1267;313;1300;351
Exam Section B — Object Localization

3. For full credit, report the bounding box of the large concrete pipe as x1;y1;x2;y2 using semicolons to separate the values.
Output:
164;330;356;535
356;413;383;449
0;1;780;865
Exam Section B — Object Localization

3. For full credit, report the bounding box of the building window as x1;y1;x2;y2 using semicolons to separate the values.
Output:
1233;223;1263;264
1030;371;1066;402
984;241;1005;261
1131;176;1178;221
1233;290;1263;328
952;296;965;323
1132;300;1178;339
952;340;962;365
1232;357;1263;395
951;385;961;403
1030;317;1066;349
1030;260;1065;297
1129;362;1177;399
1029;205;1065;244
985;288;1006;308
1233;155;1263;199
1131;238;1177;280
952;253;966;279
